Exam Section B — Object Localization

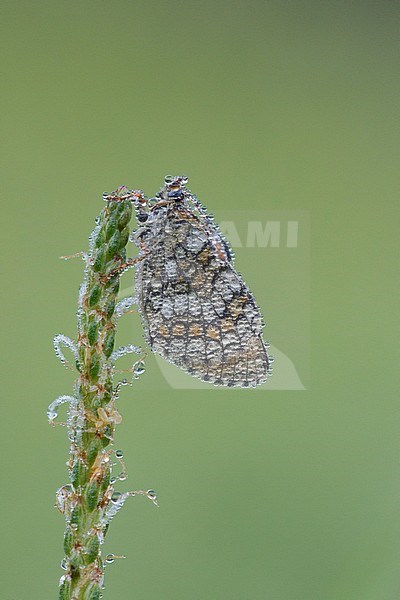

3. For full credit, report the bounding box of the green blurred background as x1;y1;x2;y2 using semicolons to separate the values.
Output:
1;1;399;598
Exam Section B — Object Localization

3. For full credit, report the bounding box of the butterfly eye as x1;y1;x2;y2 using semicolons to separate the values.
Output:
167;190;184;201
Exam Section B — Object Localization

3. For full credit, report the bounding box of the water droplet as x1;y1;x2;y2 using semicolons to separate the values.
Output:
105;554;115;564
111;491;122;504
181;175;188;185
164;175;173;185
110;344;142;363
55;484;74;512
110;477;117;484
115;450;123;458
118;473;127;481
146;489;157;500
134;360;146;376
60;558;68;570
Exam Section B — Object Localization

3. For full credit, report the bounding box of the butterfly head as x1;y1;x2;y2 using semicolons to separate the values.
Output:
163;174;189;202
102;186;144;204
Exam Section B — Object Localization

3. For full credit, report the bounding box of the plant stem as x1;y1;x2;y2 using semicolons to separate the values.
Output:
51;188;154;600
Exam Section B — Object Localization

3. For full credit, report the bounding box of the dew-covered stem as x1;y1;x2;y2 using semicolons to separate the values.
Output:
51;188;156;600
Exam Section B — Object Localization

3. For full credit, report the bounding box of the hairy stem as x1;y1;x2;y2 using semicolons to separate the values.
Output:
52;187;155;600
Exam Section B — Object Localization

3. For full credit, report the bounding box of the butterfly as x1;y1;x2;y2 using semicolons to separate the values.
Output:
131;175;272;387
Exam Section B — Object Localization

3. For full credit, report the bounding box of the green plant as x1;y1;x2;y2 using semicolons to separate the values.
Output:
49;187;157;600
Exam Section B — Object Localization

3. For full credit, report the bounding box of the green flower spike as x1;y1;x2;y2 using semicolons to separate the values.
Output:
49;187;157;600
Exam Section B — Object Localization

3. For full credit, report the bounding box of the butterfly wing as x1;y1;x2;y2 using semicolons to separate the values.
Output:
134;204;270;387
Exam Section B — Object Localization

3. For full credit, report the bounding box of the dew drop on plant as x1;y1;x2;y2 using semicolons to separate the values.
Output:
115;450;123;458
60;558;68;570
55;484;73;512
134;361;146;376
105;554;115;563
146;489;157;500
111;492;122;504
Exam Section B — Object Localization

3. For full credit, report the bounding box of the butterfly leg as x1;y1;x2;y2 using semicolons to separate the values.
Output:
102;250;148;282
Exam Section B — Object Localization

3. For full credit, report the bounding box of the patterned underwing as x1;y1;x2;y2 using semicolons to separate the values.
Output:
131;175;272;388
